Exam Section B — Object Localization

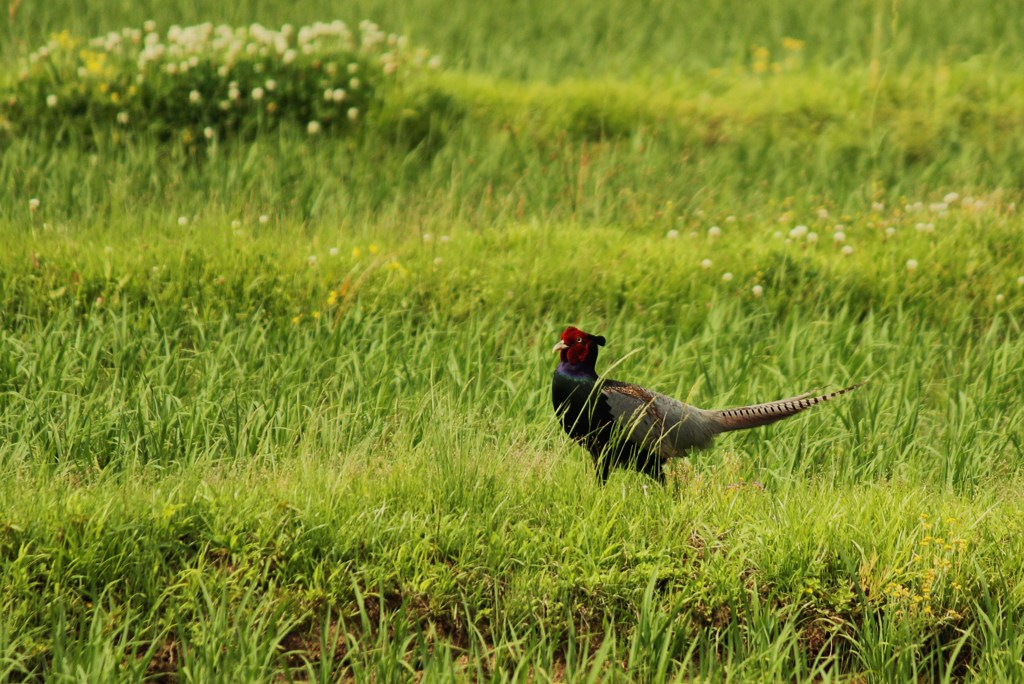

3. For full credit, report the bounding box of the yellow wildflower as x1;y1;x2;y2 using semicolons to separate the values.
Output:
782;37;805;52
369;243;379;255
352;247;360;258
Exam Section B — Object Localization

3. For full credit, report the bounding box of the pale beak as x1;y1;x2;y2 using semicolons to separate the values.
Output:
552;340;569;354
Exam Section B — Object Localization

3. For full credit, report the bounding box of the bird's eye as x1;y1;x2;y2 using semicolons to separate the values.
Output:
575;337;583;343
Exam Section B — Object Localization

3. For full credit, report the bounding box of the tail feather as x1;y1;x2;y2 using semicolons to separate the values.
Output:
709;382;864;433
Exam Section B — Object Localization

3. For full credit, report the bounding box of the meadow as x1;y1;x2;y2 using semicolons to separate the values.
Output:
2;0;1024;680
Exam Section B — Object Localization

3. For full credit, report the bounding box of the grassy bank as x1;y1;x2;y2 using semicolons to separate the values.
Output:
2;4;1024;681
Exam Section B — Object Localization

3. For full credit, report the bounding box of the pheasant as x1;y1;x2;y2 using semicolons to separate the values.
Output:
551;326;861;481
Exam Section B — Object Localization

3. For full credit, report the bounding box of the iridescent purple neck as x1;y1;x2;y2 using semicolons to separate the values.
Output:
556;358;598;380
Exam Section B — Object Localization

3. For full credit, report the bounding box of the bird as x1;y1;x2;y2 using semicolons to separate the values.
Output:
551;326;862;482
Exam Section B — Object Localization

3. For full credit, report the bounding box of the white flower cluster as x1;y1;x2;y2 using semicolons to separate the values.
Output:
17;19;443;140
27;20;439;77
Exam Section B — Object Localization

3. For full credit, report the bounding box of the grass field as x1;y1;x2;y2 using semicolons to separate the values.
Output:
2;1;1024;680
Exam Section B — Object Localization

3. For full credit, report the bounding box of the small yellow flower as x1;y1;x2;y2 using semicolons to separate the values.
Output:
327;291;338;306
369;243;379;255
311;311;321;320
291;314;303;325
782;37;805;52
352;247;361;258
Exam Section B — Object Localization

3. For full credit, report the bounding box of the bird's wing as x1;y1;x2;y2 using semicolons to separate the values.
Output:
601;382;718;459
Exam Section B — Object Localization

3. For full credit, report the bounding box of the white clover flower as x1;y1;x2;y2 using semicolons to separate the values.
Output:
29;198;40;212
666;229;679;239
700;258;713;270
773;231;783;239
943;192;960;204
308;255;318;266
332;88;346;103
283;49;296;64
116;111;130;124
427;55;442;70
752;284;763;297
725;215;736;223
1018;276;1024;286
324;89;334;101
833;231;846;243
218;65;230;77
383;61;398;76
177;216;188;226
872;201;885;212
265;79;277;91
251;87;265;100
347;62;359;74
219;100;230;111
996;293;1005;303
708;226;721;238
144;20;157;32
258;214;270;224
433;257;443;265
347;107;359;121
806;232;818;244
439;235;450;243
906;259;918;271
929;202;948;213
349;77;361;90
817;208;829;219
329;247;340;256
885;227;897;237
203;126;214;139
422;233;432;241
722;272;734;282
46;94;58;108
165;62;178;75
841;245;854;256
231;219;242;228
189;89;201;103
307;120;321;135
228;87;240;101
833;223;844;231
789;224;808;239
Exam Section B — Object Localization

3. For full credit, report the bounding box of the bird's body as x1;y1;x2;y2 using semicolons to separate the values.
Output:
551;327;861;481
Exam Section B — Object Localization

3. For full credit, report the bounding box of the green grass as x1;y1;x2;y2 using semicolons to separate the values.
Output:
3;1;1024;681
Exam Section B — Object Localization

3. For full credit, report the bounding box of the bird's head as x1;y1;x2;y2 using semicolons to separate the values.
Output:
553;326;606;368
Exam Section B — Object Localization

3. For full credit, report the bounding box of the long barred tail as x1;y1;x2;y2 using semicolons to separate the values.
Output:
708;382;864;433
